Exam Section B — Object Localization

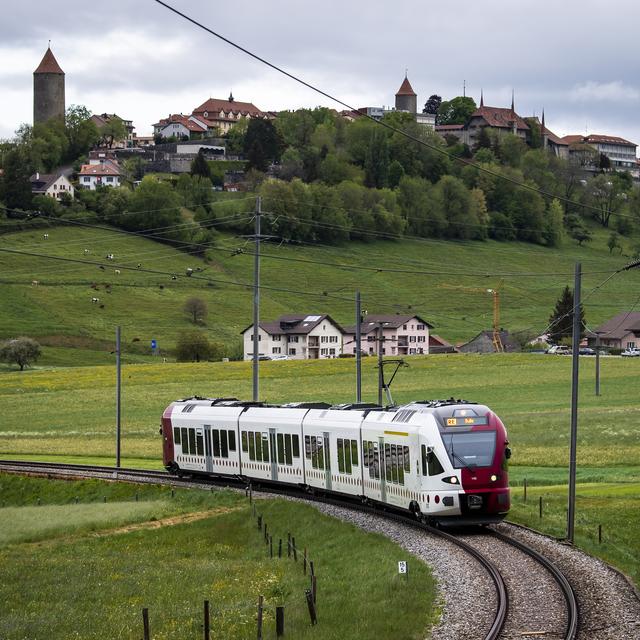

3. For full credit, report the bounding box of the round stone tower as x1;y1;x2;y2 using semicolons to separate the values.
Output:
33;47;65;124
395;75;417;114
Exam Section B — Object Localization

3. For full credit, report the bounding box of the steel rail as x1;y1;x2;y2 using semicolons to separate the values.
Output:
0;460;513;639
489;529;579;640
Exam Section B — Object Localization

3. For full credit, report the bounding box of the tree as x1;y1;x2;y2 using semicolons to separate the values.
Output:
184;297;208;324
437;96;477;125
544;198;565;247
244;119;282;171
175;330;216;362
0;148;33;211
607;231;621;254
583;174;628;227
125;176;181;236
569;222;592;246
548;286;585;344
190;150;211;179
0;337;41;370
423;95;442;115
98;116;126;148
65;105;99;159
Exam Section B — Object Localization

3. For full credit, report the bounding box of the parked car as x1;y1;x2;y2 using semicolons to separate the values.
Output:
546;345;571;355
579;347;596;356
621;347;640;357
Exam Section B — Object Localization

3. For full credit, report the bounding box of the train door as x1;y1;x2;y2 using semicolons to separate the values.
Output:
203;425;213;473
269;428;278;481
378;436;387;503
324;432;332;491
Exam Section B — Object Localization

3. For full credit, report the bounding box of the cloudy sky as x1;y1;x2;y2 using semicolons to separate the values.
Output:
1;0;639;150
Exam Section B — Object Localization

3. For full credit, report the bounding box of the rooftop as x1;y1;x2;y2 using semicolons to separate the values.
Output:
396;76;417;97
34;47;64;74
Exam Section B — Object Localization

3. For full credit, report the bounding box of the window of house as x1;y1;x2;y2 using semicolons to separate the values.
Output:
329;348;335;356
272;347;281;354
289;348;296;355
321;348;327;355
106;177;113;183
273;335;281;341
409;336;416;342
417;336;425;342
417;324;425;331
289;336;299;343
321;336;328;343
409;348;416;354
83;177;90;183
403;324;407;330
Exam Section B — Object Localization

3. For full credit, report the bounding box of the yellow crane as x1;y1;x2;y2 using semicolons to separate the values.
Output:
440;281;505;352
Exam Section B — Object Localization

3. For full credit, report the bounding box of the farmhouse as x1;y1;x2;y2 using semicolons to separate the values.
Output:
242;314;344;360
30;172;74;200
587;312;640;351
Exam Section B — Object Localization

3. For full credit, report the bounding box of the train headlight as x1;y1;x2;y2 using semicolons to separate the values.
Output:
442;476;459;484
490;474;498;482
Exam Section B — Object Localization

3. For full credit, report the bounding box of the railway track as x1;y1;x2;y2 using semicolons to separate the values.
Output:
0;460;578;639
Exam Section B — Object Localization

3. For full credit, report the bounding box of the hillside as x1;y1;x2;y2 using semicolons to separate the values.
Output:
0;223;639;364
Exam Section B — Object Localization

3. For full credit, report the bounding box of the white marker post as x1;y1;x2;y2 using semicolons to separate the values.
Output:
398;560;408;582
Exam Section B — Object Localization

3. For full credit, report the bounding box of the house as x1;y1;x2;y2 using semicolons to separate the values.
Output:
90;113;135;148
78;161;121;189
586;312;640;350
88;149;118;164
429;334;456;354
457;330;520;354
152;114;209;140
463;94;529;146
561;133;637;175
342;314;434;357
191;93;268;135
242;314;344;360
30;172;75;200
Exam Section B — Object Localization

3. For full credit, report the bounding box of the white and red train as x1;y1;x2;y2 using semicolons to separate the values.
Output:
161;397;511;525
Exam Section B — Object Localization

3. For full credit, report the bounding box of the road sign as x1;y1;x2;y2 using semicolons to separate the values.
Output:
398;561;407;574
151;339;157;349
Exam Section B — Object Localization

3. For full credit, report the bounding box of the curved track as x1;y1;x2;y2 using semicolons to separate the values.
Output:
0;460;577;639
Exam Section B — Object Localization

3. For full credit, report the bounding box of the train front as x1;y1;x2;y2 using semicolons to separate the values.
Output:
436;404;511;523
435;403;511;524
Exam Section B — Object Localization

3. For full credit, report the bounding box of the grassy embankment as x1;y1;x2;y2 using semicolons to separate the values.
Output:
0;474;437;640
0;353;638;585
1;224;639;364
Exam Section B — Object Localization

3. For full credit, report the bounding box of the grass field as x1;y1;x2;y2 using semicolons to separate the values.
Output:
1;224;639;363
0;353;638;586
0;475;437;640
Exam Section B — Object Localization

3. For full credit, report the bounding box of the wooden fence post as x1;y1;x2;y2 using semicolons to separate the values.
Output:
278;538;282;558
523;478;527;503
257;595;264;640
203;600;210;640
305;589;317;625
539;496;543;519
598;524;602;544
292;537;297;561
276;606;285;637
287;532;291;557
312;575;317;604
142;608;150;640
269;535;273;558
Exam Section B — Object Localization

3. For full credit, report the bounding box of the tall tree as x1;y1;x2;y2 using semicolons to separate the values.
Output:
243;119;282;170
184;297;208;324
548;286;585;343
0;148;33;211
65;105;99;159
437;96;477;125
190;150;211;179
423;95;442;115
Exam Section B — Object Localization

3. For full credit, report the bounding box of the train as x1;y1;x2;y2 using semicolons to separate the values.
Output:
161;397;511;525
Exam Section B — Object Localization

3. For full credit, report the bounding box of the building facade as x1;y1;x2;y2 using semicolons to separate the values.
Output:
561;134;637;175
78;161;121;189
33;47;65;124
587;312;640;350
30;172;74;200
342;315;433;357
242;315;344;360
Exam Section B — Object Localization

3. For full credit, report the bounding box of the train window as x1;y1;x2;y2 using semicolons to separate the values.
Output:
385;444;392;482
221;430;229;458
248;431;255;460
255;431;263;460
362;441;369;468
398;446;405;485
229;431;236;452
277;433;285;464
292;434;300;458
344;440;352;474
372;442;380;479
182;428;189;454
317;436;324;470
285;434;293;465
188;429;197;457
241;431;248;453
204;428;211;457
428;450;445;476
212;430;221;457
262;433;270;462
351;440;358;467
196;432;204;457
173;427;181;445
305;435;312;460
311;437;318;468
337;439;345;473
403;446;410;473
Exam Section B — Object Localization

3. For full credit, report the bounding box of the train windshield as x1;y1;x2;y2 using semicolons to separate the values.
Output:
444;431;496;469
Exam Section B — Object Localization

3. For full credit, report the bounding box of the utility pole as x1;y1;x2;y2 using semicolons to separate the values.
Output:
355;291;362;403
567;262;581;544
595;332;601;396
377;323;384;406
252;196;261;402
115;325;121;468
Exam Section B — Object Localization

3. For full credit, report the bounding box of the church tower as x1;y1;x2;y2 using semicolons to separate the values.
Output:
395;74;417;114
34;46;65;124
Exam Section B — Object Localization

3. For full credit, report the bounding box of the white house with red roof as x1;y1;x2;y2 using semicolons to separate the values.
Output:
78;160;121;189
153;114;209;140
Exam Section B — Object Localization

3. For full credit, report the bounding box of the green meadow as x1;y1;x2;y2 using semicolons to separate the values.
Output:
0;353;638;586
0;475;437;640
